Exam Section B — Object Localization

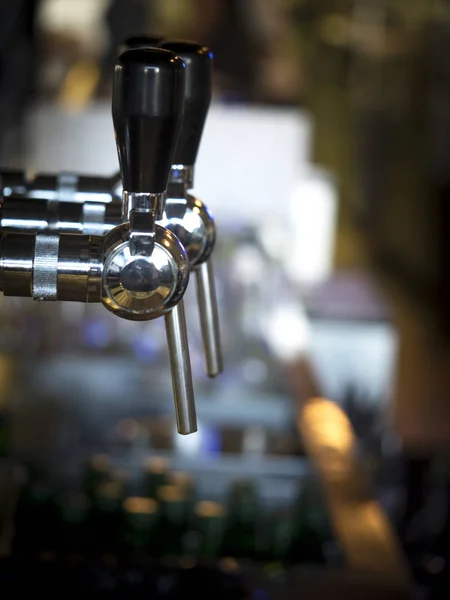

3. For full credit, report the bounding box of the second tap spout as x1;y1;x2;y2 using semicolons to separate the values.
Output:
159;40;223;378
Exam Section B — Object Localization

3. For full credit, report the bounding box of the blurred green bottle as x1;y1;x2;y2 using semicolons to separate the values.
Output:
193;501;227;559
289;479;332;564
122;496;160;557
144;456;170;499
223;480;259;559
56;491;90;554
257;509;293;566
90;480;124;554
167;471;196;503
83;454;112;500
157;484;190;558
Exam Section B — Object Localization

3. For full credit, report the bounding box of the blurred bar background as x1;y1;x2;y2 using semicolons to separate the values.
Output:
0;0;449;597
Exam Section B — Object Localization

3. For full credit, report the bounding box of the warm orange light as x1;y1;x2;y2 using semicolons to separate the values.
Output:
89;453;110;472
169;471;193;488
334;500;410;580
117;418;140;440
123;497;158;514
303;397;354;453
299;397;411;586
57;60;100;111
143;456;170;474
194;501;225;518
157;485;185;502
300;397;355;478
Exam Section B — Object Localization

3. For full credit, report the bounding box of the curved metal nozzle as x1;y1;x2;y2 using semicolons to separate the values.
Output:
165;300;197;434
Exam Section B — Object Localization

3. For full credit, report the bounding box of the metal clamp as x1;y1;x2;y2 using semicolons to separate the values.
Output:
32;234;59;300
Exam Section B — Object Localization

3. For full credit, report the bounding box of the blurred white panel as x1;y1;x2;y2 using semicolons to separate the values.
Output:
25;102;118;176
259;165;338;286
195;105;311;223
263;301;312;361
24;102;312;223
286;167;338;286
310;321;398;404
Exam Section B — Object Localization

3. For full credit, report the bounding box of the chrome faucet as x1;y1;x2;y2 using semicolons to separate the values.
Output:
0;48;198;435
0;38;223;380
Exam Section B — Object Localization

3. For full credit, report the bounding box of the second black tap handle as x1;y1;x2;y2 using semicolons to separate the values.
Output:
159;41;213;166
112;48;185;194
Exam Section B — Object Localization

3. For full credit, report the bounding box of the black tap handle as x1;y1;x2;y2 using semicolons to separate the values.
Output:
112;48;185;194
119;34;164;54
159;41;213;166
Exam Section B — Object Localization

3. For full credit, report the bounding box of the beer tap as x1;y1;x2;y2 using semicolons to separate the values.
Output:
0;38;223;379
158;41;222;378
105;47;197;434
0;48;198;435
